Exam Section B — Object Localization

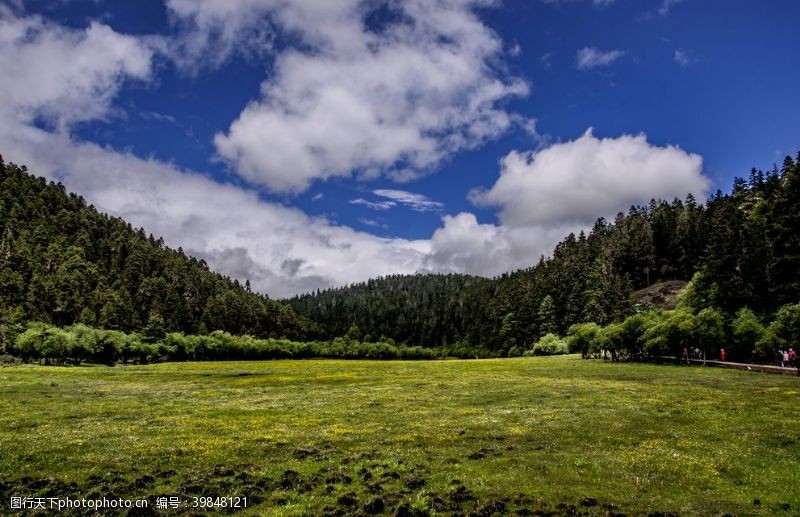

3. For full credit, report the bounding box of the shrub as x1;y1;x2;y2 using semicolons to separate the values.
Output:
768;303;800;349
0;353;21;366
730;308;764;362
566;323;600;358
694;307;725;358
507;345;524;357
642;310;695;358
599;323;625;361
527;333;569;356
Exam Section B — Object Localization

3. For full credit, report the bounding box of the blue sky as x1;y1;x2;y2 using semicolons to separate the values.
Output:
1;0;798;296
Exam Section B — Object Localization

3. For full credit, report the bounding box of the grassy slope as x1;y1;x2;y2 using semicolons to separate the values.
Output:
1;357;798;515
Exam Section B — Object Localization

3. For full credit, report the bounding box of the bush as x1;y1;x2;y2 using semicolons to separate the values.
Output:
566;323;600;358
768;303;800;349
527;333;569;356
599;323;625;360
694;307;725;358
618;312;662;359
642;310;695;358
0;353;21;366
5;322;444;364
731;308;764;362
507;345;524;357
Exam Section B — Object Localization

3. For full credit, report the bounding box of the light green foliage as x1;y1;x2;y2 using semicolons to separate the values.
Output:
527;333;568;356
676;271;703;310
754;330;783;363
599;322;625;360
642;309;695;357
566;322;600;358
731;308;765;362
768;303;800;349
12;324;444;363
694;307;725;355
617;311;660;358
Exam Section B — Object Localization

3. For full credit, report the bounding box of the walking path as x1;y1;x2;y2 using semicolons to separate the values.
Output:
656;356;800;375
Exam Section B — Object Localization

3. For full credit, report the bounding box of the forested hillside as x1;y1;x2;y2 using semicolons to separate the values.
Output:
290;153;800;356
1;152;798;361
288;274;495;349
0;158;315;342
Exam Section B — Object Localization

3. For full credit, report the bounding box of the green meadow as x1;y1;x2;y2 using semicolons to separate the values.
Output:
1;357;798;516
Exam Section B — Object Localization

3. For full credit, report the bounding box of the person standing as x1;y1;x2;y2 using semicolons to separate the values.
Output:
783;350;790;368
720;348;726;362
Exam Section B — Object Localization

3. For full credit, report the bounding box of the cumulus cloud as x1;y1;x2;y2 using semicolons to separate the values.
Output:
472;129;708;229
189;0;529;193
0;6;714;298
1;123;433;298
163;0;276;70
575;47;626;70
422;129;709;276
0;7;153;130
422;213;578;276
0;7;428;298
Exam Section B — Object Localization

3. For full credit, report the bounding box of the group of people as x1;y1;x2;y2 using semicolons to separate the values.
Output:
777;348;796;367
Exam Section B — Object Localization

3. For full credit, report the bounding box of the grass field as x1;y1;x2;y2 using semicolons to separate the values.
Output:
1;356;798;516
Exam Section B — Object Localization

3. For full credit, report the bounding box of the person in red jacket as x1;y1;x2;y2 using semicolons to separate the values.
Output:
720;348;726;362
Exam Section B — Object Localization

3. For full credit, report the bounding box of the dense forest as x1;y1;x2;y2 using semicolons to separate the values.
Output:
290;153;800;359
1;151;799;364
0;157;317;346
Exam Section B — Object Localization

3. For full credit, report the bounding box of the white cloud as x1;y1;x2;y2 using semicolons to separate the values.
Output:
0;8;153;130
185;0;529;193
422;213;578;276
373;189;443;212
163;0;276;70
674;49;690;66
658;0;685;16
2;122;433;298
471;128;708;229
358;218;388;230
423;129;709;277
349;189;443;212
350;198;397;211
0;7;427;298
540;52;554;69
0;6;715;298
576;47;626;70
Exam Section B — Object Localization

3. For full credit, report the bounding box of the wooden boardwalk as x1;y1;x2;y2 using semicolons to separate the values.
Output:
655;356;800;376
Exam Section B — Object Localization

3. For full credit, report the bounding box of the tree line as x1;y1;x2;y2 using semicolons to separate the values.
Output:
290;152;800;360
1;151;799;364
